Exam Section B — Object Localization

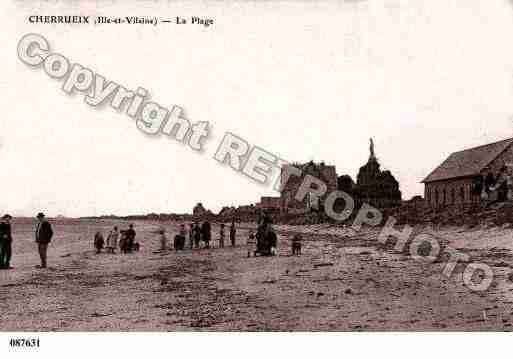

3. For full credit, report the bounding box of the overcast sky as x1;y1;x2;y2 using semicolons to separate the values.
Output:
2;0;513;217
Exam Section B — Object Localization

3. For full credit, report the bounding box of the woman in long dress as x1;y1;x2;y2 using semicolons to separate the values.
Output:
158;227;167;251
106;226;119;253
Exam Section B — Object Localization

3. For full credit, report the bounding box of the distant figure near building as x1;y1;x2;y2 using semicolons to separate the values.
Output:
201;221;211;248
484;168;496;195
35;212;53;269
489;165;510;205
219;223;225;248
94;232;105;254
0;214;13;269
230;221;236;247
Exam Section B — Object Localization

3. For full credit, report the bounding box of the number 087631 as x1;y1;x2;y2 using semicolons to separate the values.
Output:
9;338;40;348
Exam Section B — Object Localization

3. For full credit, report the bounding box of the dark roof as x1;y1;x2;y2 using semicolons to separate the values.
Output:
422;138;513;183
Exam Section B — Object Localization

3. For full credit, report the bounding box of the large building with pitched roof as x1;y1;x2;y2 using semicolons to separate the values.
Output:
422;138;513;207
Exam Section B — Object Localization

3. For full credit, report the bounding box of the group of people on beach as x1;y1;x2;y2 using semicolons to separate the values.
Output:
94;224;139;254
0;210;303;271
154;214;295;258
155;220;238;251
0;212;53;270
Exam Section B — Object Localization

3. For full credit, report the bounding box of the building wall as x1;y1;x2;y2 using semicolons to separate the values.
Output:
424;177;476;207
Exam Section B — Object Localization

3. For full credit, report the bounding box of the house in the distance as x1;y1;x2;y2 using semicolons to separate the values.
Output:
422;137;513;207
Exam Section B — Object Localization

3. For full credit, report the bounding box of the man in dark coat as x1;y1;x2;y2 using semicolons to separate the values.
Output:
193;223;201;248
35;212;53;268
0;214;13;269
201;221;211;248
189;223;194;249
229;221;236;247
126;224;136;252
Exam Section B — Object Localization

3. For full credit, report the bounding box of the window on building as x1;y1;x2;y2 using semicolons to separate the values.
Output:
460;187;465;202
435;189;439;204
442;189;446;204
451;188;455;204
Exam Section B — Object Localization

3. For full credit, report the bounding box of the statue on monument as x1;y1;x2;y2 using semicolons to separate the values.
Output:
369;138;375;159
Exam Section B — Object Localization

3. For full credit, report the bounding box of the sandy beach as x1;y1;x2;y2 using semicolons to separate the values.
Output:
0;219;512;331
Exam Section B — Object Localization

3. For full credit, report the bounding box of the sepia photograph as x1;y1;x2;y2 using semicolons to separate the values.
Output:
1;0;513;357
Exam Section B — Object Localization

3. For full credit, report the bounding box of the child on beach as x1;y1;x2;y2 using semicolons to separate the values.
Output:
94;232;105;254
119;230;128;254
292;234;302;256
174;224;187;250
246;230;256;257
155;227;167;251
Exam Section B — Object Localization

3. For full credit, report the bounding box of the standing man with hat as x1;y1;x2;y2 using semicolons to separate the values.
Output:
35;212;53;269
0;214;13;269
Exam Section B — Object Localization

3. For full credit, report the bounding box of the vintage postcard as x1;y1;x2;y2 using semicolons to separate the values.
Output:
1;0;513;356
